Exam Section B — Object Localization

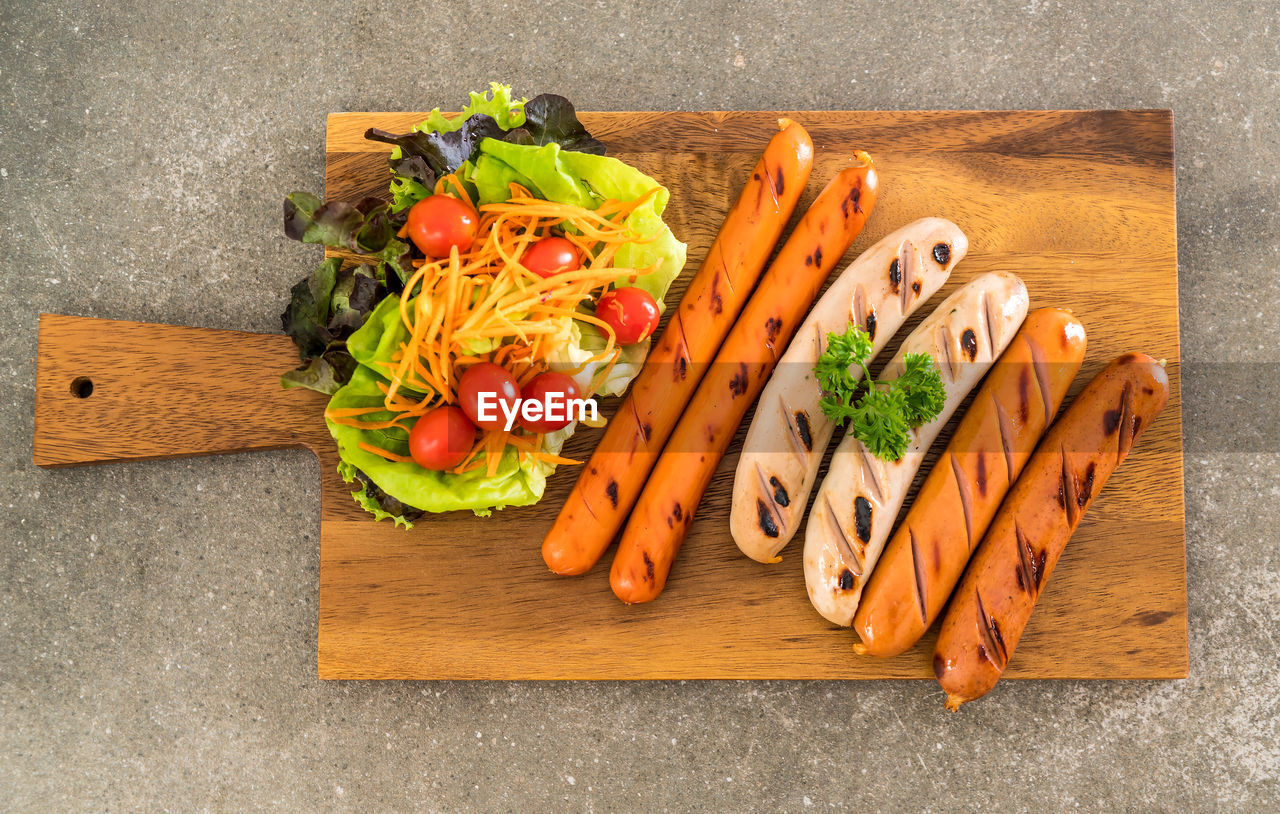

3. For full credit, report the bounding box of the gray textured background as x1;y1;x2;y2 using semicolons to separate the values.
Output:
3;0;1277;810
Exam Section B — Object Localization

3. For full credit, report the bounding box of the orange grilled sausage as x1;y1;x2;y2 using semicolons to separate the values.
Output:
610;155;879;603
541;120;814;575
933;353;1170;709
853;308;1088;657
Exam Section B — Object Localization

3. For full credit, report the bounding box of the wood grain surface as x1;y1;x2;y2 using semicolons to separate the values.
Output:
34;110;1186;681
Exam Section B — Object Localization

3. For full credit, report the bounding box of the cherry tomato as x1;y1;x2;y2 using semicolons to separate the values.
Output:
408;406;475;471
596;287;660;344
521;236;580;278
457;362;521;431
519;372;584;434
406;194;478;258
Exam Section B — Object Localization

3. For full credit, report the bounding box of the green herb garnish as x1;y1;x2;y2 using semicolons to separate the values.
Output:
816;326;947;461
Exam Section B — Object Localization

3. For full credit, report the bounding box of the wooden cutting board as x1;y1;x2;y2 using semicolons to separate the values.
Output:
34;110;1186;681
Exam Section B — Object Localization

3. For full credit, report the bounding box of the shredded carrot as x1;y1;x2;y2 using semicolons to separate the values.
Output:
327;183;663;474
357;442;417;463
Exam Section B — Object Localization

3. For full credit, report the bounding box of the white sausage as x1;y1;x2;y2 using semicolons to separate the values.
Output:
803;271;1029;626
731;218;968;563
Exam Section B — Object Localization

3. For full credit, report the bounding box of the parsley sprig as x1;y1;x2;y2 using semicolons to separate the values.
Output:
815;326;947;461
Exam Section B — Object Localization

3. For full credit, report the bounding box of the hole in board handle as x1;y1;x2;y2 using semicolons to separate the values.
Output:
70;377;94;398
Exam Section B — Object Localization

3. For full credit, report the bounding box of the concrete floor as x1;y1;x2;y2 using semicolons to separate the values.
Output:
2;0;1277;810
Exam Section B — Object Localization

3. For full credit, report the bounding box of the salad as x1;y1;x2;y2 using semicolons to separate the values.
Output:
279;85;687;526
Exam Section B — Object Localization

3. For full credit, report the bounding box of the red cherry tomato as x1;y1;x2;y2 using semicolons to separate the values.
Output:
519;371;584;434
408;406;475;471
457;362;521;431
406;194;478;258
596;287;660;344
521;236;580;278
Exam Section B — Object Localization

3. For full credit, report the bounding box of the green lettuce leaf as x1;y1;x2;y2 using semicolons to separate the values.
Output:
281;350;357;395
337;460;424;529
312;86;686;520
326;366;551;516
514;94;606;154
415;82;527;135
283;192;405;256
375;85;603;213
468;140;686;304
279;258;390;394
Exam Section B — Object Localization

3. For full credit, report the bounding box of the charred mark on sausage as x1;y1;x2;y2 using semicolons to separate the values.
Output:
854;496;873;543
974;454;988;497
605;480;619;508
672;311;691;381
773;167;785;197
910;528;928;623
841;185;863;218
729;363;750;397
640;423;652;442
961;328;979;361
642;551;655;582
769;476;790;507
975;592;1009;669
992;393;1017;488
1060;448;1079;527
1014;521;1044;593
825;495;862;576
1117;381;1137;459
932;242;951;265
780;399;808;459
1018;367;1032;423
897;242;915;313
865;310;877;341
839;569;855;590
810;247;823;268
950;454;975;545
765;316;783;342
888;258;901;292
1104;407;1122;435
710;291;724;315
933;653;946;680
795;411;813;451
1027;337;1054;425
1078;462;1095;508
672;503;683;522
757;500;779;538
912;280;921;295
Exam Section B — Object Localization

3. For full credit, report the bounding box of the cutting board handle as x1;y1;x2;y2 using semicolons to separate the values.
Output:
34;314;331;467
